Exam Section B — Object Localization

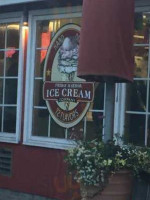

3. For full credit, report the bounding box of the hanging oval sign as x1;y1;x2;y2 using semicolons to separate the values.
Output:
43;24;94;128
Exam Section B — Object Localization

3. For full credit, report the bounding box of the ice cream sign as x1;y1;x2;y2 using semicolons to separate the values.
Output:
43;24;94;128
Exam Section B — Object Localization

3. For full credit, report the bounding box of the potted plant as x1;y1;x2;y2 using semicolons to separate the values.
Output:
64;139;150;200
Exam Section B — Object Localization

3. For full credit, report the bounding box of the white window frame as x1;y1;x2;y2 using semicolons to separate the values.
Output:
115;7;150;145
0;12;24;143
23;6;85;149
0;0;41;6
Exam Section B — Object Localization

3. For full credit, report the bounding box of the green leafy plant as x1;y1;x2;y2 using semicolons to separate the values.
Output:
64;139;150;187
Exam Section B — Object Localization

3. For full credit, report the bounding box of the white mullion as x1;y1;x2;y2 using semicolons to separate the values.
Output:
144;78;149;145
89;109;104;112
126;111;147;115
51;20;55;38
145;29;150;145
34;77;43;80
0;48;20;51
134;43;149;47
34;106;47;109
0;104;16;107
145;114;149;146
0;76;18;79
134;78;149;81
65;128;68;139
36;47;48;50
1;23;7;132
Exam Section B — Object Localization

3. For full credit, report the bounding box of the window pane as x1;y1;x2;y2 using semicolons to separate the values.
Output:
3;107;16;133
32;108;49;137
126;81;147;112
35;49;47;77
124;114;145;146
5;79;17;104
0;24;6;49
149;85;150;112
50;118;65;139
148;115;150;147
134;46;148;78
7;23;19;48
0;79;3;104
34;80;46;107
134;13;149;44
91;83;105;111
86;111;104;141
36;20;52;49
70;17;81;25
5;51;18;76
0;107;2;131
0;51;4;76
36;18;81;49
67;120;84;140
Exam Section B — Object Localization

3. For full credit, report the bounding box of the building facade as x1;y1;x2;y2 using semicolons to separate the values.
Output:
0;0;150;199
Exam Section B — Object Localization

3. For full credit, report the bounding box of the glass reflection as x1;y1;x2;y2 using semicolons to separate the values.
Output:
0;79;3;104
92;83;104;111
86;83;104;140
149;85;150;112
36;20;52;49
0;24;5;49
147;115;150;147
124;113;145;146
134;13;149;44
36;18;81;49
126;81;147;112
35;49;47;77
134;47;148;78
32;108;49;137
5;79;17;104
7;23;19;48
86;111;104;141
68;120;84;140
34;79;46;107
6;51;18;76
3;107;16;133
0;51;4;76
0;107;2;132
50;117;65;139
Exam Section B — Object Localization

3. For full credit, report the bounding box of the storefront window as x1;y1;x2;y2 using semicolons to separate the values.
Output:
24;8;105;149
124;13;150;146
0;12;23;143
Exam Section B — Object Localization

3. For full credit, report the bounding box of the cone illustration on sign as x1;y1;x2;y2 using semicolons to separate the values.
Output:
43;24;94;128
58;36;79;82
58;35;79;110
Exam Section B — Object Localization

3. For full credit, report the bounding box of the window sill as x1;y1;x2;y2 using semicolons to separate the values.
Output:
0;133;19;144
23;136;76;150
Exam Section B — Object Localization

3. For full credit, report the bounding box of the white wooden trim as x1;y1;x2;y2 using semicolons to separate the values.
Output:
0;12;24;144
23;7;83;149
0;12;23;20
23;137;76;150
0;133;18;143
16;14;24;143
29;6;82;17
0;0;41;6
135;6;150;12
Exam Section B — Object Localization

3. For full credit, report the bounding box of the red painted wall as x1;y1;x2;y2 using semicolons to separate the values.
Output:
0;143;80;200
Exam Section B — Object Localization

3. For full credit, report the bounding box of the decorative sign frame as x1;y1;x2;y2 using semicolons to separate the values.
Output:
43;24;94;128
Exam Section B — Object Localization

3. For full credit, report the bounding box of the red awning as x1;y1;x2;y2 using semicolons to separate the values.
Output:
78;0;135;83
